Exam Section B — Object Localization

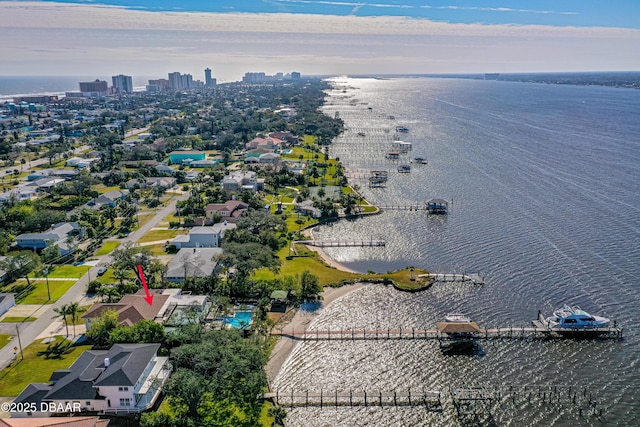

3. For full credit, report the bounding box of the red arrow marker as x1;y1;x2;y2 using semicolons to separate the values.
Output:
137;264;154;306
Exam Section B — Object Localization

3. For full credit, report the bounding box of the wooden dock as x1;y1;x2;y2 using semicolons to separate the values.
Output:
263;389;442;409
293;240;386;248
262;384;607;419
271;323;623;341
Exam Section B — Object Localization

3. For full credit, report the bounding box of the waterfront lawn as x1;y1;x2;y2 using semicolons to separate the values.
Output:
95;241;121;256
137;229;188;243
254;245;429;290
0;317;36;323
253;245;359;286
0;336;91;397
0;334;12;349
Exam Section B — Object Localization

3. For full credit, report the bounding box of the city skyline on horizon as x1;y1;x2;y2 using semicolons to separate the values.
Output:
0;1;639;81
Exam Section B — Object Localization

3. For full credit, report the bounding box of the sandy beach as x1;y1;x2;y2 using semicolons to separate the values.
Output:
265;283;363;384
301;227;359;273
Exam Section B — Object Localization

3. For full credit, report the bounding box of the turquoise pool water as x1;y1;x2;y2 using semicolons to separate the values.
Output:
224;311;253;329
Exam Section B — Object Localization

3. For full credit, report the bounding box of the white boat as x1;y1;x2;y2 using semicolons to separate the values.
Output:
545;305;610;330
444;313;471;323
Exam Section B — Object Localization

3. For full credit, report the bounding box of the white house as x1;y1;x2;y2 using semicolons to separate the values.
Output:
0;293;16;317
170;223;236;249
13;344;171;416
220;170;263;193
165;248;224;284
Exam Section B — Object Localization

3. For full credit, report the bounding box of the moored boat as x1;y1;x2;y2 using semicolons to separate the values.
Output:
544;305;610;330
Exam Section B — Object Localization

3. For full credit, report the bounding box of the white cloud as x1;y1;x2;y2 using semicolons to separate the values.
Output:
434;6;577;16
0;2;638;81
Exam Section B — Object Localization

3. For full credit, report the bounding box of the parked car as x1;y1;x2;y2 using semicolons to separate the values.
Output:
97;267;107;276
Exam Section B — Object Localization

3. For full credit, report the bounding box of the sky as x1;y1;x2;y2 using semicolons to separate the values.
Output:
0;0;639;82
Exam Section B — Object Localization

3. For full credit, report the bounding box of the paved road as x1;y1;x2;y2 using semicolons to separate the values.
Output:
0;191;189;371
0;145;90;178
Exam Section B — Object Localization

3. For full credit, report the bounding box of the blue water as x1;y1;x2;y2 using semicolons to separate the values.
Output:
0;76;155;100
274;77;640;426
224;311;253;329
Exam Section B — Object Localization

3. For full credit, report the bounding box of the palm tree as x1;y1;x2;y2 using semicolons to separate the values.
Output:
53;304;70;337
67;302;84;337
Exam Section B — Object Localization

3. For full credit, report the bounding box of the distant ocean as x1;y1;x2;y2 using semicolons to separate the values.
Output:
0;76;154;101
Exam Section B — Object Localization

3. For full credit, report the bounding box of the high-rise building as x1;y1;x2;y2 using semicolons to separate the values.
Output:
146;79;169;92
112;74;133;95
205;68;213;87
168;72;193;90
79;79;108;93
291;72;301;79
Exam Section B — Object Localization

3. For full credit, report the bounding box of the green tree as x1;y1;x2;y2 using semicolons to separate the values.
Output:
300;270;321;301
109;320;166;345
53;304;71;337
67;302;84;337
268;405;287;426
85;308;119;347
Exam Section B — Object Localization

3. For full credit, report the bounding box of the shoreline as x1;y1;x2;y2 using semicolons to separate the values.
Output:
265;283;363;385
302;227;360;274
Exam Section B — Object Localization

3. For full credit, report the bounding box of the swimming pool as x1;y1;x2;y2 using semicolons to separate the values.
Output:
224;311;253;329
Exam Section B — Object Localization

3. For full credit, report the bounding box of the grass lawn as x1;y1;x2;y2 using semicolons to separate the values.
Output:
136;212;156;229
45;265;91;279
95;184;122;194
0;334;12;349
0;317;36;323
17;280;78;305
138;229;188;243
96;268;117;285
253;245;360;286
95;241;121;256
0;336;92;396
145;244;167;257
254;244;429;291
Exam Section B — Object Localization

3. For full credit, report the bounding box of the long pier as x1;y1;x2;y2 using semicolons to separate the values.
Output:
263;389;442;409
262;385;607;418
294;240;386;248
271;324;623;341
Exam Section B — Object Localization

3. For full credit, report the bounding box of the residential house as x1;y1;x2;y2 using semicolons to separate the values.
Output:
29;177;66;192
244;135;284;151
258;152;280;165
294;200;321;218
205;200;248;223
82;292;170;331
268;131;298;146
0;293;15;317
155;164;175;175
0;188;39;204
189;159;218;168
13;344;170;416
165;248;223;284
125;177;176;190
170;223;236;249
220;170;263;193
168;150;206;164
86;190;127;210
15;222;84;255
66;157;100;169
